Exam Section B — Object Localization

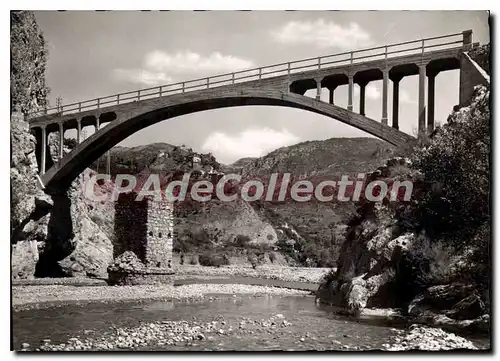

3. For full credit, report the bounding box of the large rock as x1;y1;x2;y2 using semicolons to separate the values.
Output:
49;176;113;278
11;115;113;279
447;293;485;320
11;240;39;279
424;283;476;309
10;115;52;279
10;115;50;237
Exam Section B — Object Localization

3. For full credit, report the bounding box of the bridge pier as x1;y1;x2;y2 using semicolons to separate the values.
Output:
76;119;82;143
328;86;336;105
347;73;354;111
58;123;64;159
427;72;436;132
391;76;401;130
418;63;427;135
381;69;389;125
96;116;100;131
358;81;367;116
40;125;47;174
315;78;322;100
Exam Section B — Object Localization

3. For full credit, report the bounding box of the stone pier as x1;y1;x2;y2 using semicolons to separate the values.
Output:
109;192;175;285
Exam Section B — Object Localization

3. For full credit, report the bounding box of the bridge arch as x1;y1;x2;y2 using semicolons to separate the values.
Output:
38;89;414;193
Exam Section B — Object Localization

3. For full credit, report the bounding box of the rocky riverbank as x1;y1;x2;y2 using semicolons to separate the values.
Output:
12;283;310;311
21;314;295;351
383;324;479;351
18;312;484;351
174;265;330;283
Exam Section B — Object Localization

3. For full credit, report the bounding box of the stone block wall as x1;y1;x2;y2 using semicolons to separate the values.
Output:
114;192;173;270
145;199;174;269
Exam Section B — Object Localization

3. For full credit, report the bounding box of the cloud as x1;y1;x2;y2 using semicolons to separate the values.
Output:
400;89;416;104
354;83;381;100
145;50;254;74
112;51;254;86
201;128;300;164
272;19;372;49
112;69;173;86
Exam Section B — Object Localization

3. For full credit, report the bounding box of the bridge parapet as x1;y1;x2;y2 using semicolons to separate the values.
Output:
28;30;473;120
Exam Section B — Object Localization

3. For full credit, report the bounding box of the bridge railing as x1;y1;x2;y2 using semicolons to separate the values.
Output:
30;30;470;118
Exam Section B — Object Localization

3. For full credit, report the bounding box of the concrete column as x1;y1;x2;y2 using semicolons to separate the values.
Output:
329;87;335;105
40;125;46;174
392;78;401;130
77;119;82;144
347;74;354;111
96;116;100;132
418;64;426;135
315;79;321;100
427;73;436;132
359;82;367;116
462;29;473;49
58;123;64;160
381;69;389;124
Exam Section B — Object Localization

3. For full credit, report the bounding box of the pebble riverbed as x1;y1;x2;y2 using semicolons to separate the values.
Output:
12;284;310;311
13;291;490;351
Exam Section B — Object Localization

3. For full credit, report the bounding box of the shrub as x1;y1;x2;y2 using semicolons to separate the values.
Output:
198;253;230;267
189;255;198;265
268;251;277;264
410;86;490;242
247;250;265;269
64;137;78;150
234;234;251;248
407;234;458;286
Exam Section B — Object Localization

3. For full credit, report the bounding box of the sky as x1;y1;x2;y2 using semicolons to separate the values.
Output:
34;10;490;164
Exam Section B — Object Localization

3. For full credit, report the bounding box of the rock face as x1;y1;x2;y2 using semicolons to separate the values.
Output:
316;86;490;332
11;115;113;279
11;115;52;279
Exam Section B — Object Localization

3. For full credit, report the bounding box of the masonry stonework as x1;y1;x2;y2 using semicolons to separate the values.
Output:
145;199;174;269
112;192;174;276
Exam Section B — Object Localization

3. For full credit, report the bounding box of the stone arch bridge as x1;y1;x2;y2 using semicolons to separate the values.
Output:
28;30;480;193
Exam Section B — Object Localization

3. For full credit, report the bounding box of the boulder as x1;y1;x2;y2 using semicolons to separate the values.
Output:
447;293;485;320
424;283;476;309
108;251;145;273
11;240;39;279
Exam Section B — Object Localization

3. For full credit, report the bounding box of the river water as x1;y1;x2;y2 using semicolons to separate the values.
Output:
12;281;490;351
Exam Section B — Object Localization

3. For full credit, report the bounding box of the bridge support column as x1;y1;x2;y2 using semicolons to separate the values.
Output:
315;78;322;100
392;76;402;130
58;123;64;160
381;69;389;125
359;82;367;116
96;116;100;132
418;63;427;135
328;86;336;105
77;119;82;143
40;125;46;174
347;74;354;111
427;72;436;133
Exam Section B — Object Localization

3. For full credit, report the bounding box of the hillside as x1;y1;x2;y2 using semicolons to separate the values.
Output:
242;137;394;179
222;157;258;174
91;137;396;268
90;142;221;177
236;137;396;266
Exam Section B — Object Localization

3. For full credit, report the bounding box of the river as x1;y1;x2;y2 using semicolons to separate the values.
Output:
12;279;490;351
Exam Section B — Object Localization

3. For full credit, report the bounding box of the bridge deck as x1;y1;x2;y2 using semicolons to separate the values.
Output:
29;30;474;130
